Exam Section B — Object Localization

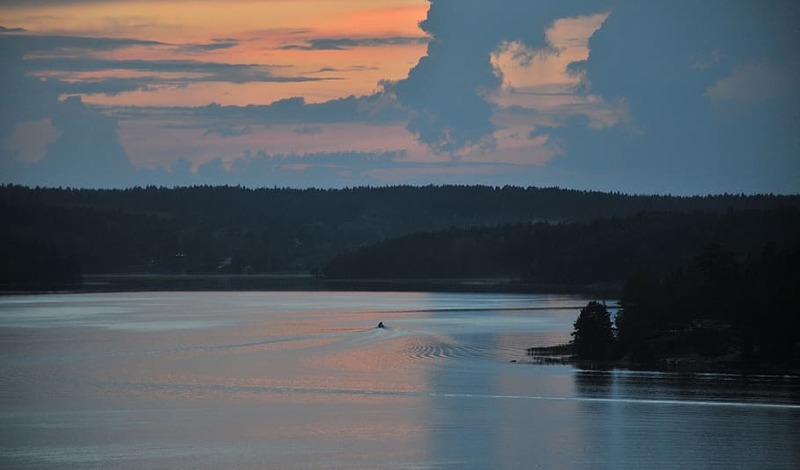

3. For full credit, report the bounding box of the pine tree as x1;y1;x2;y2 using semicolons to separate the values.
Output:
572;301;616;360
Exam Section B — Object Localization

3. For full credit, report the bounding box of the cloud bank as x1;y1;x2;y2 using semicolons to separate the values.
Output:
1;1;798;194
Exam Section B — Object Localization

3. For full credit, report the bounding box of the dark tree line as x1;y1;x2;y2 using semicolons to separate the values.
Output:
0;235;81;290
324;208;800;286
570;244;800;369
615;243;800;368
2;184;799;289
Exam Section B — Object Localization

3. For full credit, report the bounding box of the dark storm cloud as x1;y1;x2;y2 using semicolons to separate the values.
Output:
7;96;137;188
390;0;603;153
579;0;799;128
4;1;798;194
391;0;799;193
0;46;60;139
551;0;800;194
0;45;139;188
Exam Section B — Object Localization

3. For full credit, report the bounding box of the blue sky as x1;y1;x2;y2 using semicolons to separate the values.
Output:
1;0;798;194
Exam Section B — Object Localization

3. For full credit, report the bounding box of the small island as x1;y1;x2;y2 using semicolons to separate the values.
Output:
528;244;800;374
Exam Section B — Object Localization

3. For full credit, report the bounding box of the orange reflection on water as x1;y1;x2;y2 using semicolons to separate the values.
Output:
309;334;428;393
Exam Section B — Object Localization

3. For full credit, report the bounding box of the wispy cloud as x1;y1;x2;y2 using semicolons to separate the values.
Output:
293;125;323;135
280;36;428;51
0;32;165;53
108;93;408;130
56;77;159;96
26;58;334;84
177;38;239;53
202;124;253;138
0;25;27;33
3;0;797;194
1;31;341;94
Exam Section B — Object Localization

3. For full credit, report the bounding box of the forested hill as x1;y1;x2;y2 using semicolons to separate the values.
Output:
7;185;798;224
324;208;800;286
2;184;799;285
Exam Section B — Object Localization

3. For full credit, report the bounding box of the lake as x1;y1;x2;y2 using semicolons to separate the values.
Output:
1;291;798;469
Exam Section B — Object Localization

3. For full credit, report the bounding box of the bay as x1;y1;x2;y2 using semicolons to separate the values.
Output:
1;291;798;469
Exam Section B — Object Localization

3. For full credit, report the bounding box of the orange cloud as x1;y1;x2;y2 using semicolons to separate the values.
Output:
5;0;429;107
489;12;608;104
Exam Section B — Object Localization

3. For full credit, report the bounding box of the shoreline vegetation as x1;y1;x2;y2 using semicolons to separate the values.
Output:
525;241;800;376
0;273;622;297
3;184;799;374
3;185;800;289
523;343;800;376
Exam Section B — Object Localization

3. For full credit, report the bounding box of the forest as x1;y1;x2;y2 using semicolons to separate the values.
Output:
324;208;800;285
2;184;799;290
564;242;800;371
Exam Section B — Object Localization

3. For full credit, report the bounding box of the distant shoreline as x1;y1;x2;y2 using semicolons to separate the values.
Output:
1;273;623;296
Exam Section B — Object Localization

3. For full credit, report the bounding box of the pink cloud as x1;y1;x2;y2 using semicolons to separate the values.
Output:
118;119;424;171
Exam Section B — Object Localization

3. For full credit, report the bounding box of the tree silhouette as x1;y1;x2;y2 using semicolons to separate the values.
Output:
572;301;616;360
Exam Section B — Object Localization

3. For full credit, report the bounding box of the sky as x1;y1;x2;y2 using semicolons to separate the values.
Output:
1;0;798;195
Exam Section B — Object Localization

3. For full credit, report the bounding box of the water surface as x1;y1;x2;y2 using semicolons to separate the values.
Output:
1;291;798;469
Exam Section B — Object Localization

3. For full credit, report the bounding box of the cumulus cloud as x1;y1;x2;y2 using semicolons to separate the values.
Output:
3;1;798;193
45;96;134;183
1;43;140;188
390;0;604;153
551;0;800;193
0;46;61;143
4;119;58;164
706;61;798;105
5;96;136;188
387;0;799;192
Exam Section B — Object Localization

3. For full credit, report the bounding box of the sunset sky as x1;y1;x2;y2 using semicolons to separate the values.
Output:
1;0;798;194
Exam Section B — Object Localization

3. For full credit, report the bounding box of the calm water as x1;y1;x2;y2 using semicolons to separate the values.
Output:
0;291;798;469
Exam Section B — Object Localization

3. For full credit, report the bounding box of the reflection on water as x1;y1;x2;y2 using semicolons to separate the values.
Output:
0;292;798;469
